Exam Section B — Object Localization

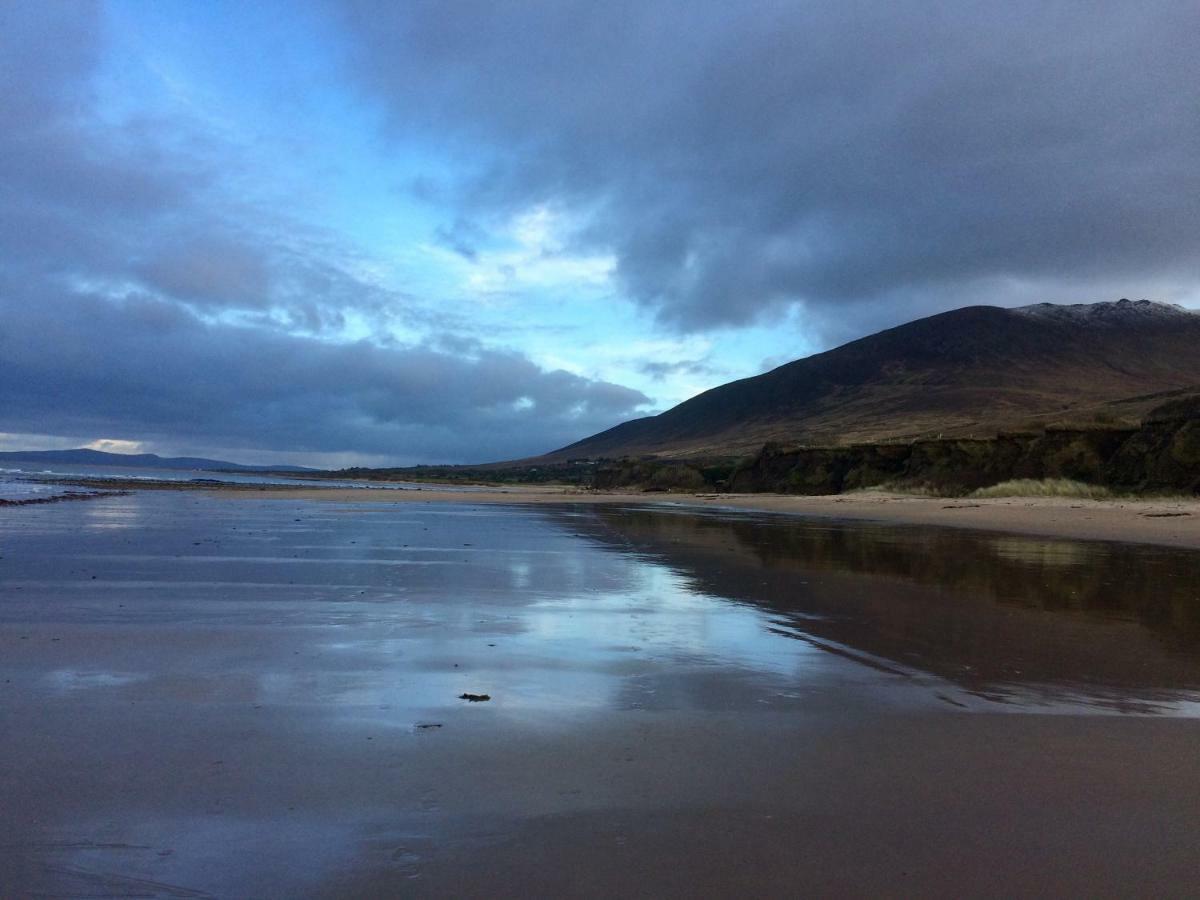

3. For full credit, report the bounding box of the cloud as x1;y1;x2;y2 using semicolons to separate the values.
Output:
0;2;446;339
0;282;649;463
137;234;272;309
433;217;484;261
0;2;650;463
338;0;1200;333
84;439;146;454
424;204;615;300
638;359;717;381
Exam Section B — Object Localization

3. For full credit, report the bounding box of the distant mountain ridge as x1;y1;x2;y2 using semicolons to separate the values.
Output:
0;448;311;472
546;299;1200;460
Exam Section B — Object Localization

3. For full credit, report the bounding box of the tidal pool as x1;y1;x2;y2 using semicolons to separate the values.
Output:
2;492;1199;896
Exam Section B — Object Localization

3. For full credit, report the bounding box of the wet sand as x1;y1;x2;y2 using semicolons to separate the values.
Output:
3;493;1200;896
227;483;1200;549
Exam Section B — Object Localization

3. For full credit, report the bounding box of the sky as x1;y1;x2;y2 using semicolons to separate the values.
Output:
1;1;1197;467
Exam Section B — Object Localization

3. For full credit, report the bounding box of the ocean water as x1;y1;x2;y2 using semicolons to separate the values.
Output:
0;469;71;501
0;460;470;501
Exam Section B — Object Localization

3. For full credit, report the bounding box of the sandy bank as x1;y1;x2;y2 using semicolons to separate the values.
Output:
220;484;1200;549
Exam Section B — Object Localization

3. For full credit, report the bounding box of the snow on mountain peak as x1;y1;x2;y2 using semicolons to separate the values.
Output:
1013;298;1194;325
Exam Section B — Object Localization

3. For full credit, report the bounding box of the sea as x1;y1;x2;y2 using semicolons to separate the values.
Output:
0;460;468;502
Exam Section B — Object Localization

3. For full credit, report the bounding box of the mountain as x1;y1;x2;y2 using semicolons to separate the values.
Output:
0;448;312;472
548;299;1200;460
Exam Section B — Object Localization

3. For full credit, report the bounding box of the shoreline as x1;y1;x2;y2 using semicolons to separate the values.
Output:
214;484;1200;550
27;476;1200;549
0;489;130;507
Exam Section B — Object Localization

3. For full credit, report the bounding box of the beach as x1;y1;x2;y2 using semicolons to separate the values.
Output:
3;489;1200;895
223;484;1200;549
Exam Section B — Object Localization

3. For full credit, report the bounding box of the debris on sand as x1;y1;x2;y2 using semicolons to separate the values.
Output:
459;693;491;702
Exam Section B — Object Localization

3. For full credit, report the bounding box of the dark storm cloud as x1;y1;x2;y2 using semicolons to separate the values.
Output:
0;281;648;462
0;2;648;462
0;4;190;278
338;0;1200;333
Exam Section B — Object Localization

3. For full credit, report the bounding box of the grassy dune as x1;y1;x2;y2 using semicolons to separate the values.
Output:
971;478;1112;499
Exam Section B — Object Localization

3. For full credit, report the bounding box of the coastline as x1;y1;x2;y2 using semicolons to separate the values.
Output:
216;484;1200;550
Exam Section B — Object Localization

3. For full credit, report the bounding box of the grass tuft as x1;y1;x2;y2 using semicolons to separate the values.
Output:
971;478;1111;499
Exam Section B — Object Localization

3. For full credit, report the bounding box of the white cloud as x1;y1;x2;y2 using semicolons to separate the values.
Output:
424;204;616;298
84;438;146;454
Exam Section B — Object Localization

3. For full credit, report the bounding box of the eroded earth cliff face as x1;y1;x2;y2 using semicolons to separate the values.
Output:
595;393;1200;496
1104;394;1200;492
